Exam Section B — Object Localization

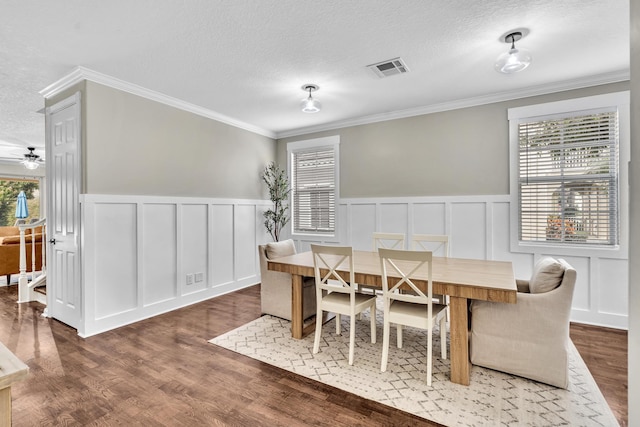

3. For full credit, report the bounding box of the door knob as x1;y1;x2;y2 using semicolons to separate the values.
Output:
49;239;56;245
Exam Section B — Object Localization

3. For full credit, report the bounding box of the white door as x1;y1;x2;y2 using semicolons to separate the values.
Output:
45;92;82;329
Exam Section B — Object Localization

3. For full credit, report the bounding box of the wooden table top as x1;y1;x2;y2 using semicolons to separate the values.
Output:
268;250;517;303
0;341;29;390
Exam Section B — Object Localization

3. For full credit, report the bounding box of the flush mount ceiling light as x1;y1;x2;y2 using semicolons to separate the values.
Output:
22;147;41;170
300;84;321;113
495;31;532;74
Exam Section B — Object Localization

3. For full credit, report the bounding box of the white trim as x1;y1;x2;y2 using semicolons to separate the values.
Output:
39;66;276;139
508;91;630;260
277;70;630;139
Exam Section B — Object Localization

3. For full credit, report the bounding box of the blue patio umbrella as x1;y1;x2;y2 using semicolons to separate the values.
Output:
15;191;28;219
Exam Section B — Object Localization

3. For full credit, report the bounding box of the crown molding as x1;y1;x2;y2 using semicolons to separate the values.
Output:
39;67;629;142
39;66;276;139
275;70;630;139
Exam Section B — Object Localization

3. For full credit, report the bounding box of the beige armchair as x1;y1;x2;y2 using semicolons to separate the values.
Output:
258;240;316;321
470;258;576;388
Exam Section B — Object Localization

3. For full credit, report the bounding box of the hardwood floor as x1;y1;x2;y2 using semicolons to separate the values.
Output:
0;285;628;426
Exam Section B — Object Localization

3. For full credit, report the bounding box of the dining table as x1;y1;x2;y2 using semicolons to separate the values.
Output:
267;249;516;386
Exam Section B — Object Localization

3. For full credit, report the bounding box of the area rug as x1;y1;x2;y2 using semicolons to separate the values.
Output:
209;309;618;426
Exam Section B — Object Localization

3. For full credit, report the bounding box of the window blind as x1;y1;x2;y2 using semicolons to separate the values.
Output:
518;110;619;246
291;147;336;233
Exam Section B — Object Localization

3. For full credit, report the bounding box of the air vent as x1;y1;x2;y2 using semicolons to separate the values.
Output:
367;57;409;78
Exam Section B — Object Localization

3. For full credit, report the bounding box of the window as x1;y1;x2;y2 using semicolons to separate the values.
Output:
288;136;339;236
509;92;629;252
0;178;41;226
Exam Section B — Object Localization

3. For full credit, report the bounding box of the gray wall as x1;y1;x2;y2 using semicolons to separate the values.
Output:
278;82;629;198
82;81;275;199
629;1;638;424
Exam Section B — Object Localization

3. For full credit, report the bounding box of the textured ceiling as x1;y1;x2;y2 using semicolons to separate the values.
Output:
0;0;630;164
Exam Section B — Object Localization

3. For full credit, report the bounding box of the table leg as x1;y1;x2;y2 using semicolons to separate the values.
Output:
449;296;470;385
291;274;303;339
1;386;11;427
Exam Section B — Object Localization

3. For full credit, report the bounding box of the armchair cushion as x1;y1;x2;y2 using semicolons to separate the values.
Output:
265;239;296;259
529;257;564;294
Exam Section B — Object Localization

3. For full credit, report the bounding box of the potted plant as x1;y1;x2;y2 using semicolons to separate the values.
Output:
262;162;290;242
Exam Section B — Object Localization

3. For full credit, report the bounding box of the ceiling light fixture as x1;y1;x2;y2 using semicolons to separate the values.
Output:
300;84;321;113
22;147;40;170
495;31;532;74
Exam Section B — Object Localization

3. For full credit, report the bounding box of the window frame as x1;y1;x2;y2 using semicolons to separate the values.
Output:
287;135;340;240
508;91;629;259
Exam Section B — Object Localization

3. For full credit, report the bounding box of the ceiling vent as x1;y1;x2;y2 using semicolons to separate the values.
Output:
367;57;409;78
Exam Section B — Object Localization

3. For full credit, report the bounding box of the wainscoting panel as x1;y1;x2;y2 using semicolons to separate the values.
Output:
289;195;629;329
93;202;138;320
142;204;177;305
180;204;209;295
412;202;446;235
235;204;258;282
210;204;235;287
451;202;486;260
349;203;376;251
81;195;269;337
378;203;409;241
596;258;628;316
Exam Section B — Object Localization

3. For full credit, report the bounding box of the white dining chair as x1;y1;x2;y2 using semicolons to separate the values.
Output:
360;232;407;296
411;234;450;320
378;248;447;386
311;244;377;366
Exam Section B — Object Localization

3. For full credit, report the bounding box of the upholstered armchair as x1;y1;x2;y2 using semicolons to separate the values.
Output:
258;240;316;321
470;258;576;388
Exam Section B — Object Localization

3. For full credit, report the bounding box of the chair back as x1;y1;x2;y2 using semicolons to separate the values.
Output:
311;244;356;296
373;232;405;250
379;248;434;310
411;234;449;257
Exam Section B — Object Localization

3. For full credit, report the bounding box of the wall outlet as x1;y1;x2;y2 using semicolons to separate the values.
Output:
186;274;194;285
194;272;204;282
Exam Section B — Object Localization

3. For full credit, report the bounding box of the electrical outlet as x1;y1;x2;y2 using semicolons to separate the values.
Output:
186;274;194;285
194;272;204;282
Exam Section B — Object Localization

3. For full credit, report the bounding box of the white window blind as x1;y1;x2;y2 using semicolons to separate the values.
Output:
291;147;336;234
518;109;619;246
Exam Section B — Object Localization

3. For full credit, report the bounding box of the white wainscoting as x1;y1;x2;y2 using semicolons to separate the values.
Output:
289;195;628;330
80;194;271;337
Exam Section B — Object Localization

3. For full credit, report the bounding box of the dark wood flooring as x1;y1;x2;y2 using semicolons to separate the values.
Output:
0;285;628;426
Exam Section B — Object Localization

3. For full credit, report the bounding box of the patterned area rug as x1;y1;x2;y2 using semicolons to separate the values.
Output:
209;309;618;426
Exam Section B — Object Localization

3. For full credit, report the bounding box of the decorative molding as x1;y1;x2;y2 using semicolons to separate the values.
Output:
39;66;277;139
276;70;630;139
80;194;272;337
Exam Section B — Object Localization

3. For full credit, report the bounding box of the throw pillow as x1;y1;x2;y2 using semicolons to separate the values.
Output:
529;257;564;293
265;239;296;259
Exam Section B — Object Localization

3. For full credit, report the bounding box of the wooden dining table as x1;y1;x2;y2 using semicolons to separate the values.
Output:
268;249;516;386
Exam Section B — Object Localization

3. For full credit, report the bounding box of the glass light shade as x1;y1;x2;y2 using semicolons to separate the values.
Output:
495;47;532;74
22;160;39;170
301;95;321;113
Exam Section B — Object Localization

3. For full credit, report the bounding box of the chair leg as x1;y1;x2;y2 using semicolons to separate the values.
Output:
397;324;403;348
348;314;356;365
313;309;323;354
440;316;447;360
445;295;450;323
427;327;433;386
381;318;390;372
370;303;377;344
336;314;341;335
